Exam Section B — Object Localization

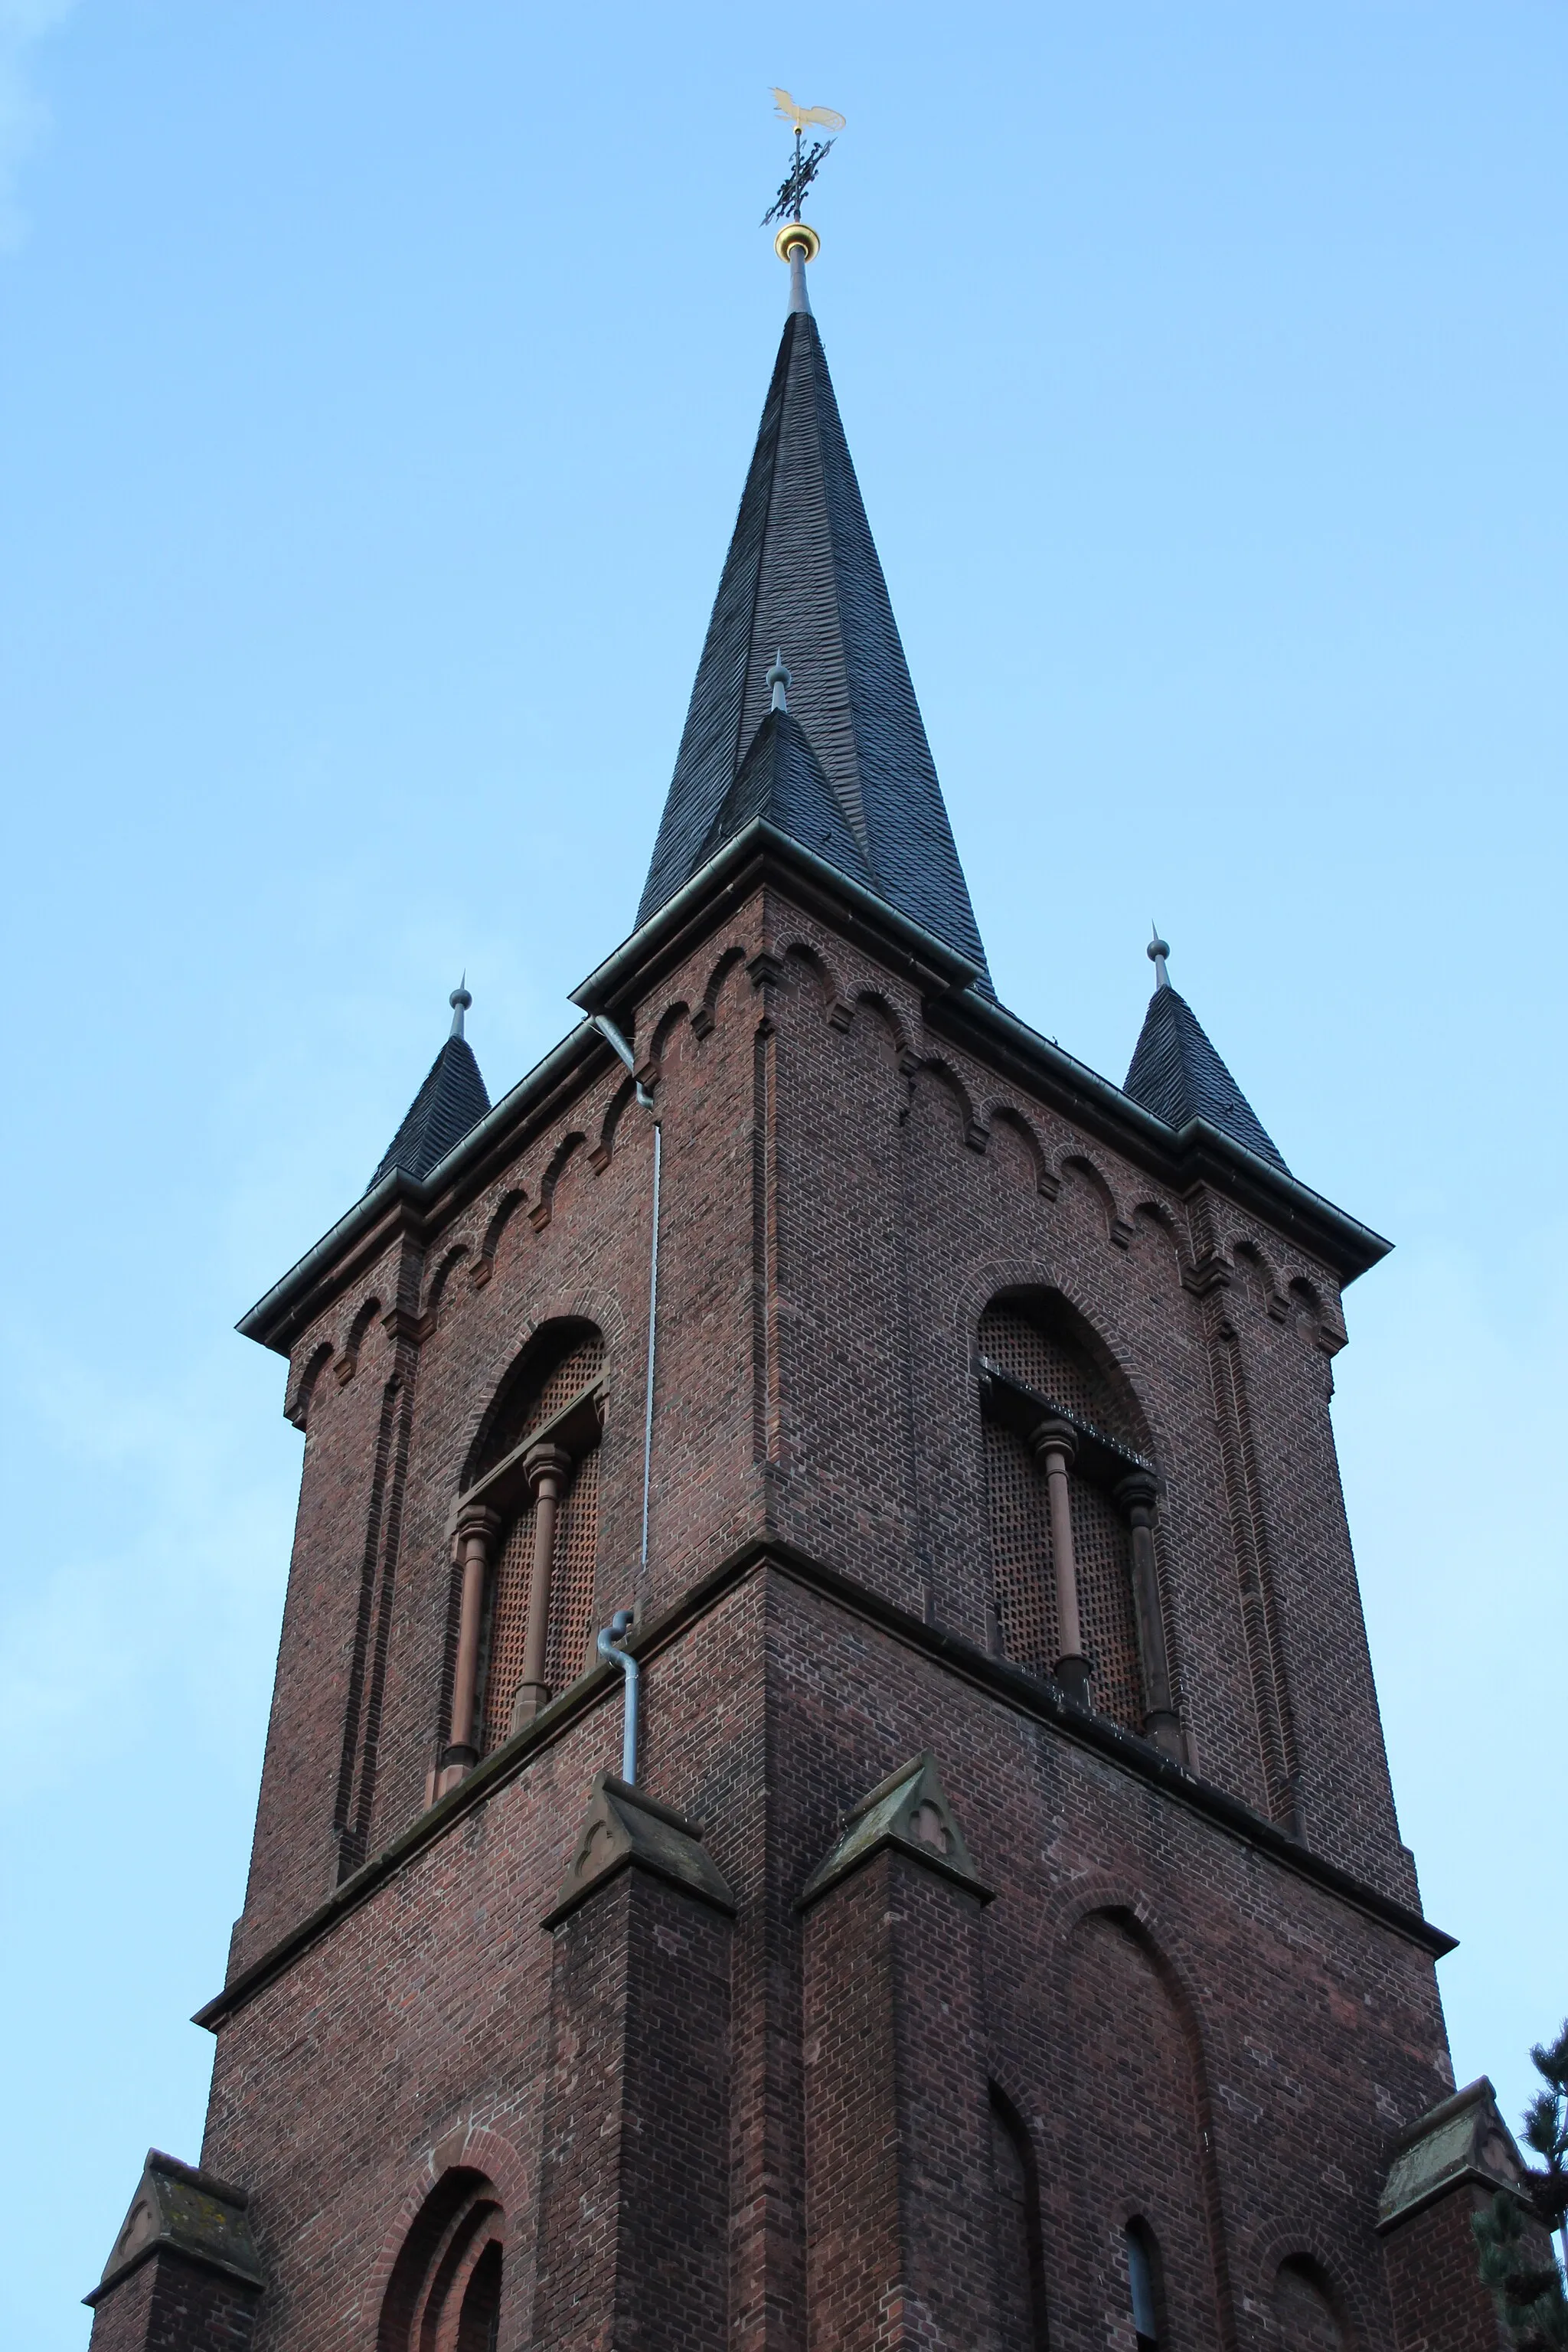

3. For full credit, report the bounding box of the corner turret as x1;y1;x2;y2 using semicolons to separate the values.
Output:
1123;933;1288;1172
369;983;492;1190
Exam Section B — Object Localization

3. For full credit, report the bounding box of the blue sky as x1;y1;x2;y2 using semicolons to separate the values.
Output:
1;5;1563;2341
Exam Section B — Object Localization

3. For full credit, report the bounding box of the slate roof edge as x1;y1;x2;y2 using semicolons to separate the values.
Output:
240;834;1388;1356
586;819;1388;1278
573;815;984;1016
933;993;1392;1283
236;1018;606;1354
194;1535;1455;2031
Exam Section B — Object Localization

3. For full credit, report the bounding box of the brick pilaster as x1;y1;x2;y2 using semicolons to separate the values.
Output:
800;1756;1001;2352
87;2251;260;2352
531;1778;736;2351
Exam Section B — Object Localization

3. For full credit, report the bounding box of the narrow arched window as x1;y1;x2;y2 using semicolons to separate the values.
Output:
455;2238;502;2352
461;1322;605;1752
978;1294;1161;1733
990;2086;1048;2350
378;2170;505;2352
1272;2255;1345;2349
1125;2218;1162;2351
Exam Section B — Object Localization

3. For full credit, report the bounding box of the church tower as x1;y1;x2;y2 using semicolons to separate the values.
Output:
88;223;1527;2352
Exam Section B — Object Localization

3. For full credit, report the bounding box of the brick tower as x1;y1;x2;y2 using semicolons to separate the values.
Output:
88;229;1528;2352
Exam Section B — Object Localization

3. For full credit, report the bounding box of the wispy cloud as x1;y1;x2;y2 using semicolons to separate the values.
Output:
0;0;78;250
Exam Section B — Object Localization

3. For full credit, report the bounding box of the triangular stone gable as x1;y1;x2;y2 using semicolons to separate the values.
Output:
1377;2077;1528;2233
86;2150;263;2305
543;1772;737;1928
799;1751;992;1909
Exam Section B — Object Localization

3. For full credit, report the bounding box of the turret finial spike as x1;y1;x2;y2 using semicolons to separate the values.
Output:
766;649;792;713
449;974;472;1038
1148;926;1171;991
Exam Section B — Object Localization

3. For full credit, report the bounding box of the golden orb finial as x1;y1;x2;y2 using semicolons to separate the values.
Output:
773;220;821;264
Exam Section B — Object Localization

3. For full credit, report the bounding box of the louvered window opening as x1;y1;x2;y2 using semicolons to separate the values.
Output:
979;1305;1145;1732
979;1305;1135;1448
478;1331;603;1472
475;1333;604;1753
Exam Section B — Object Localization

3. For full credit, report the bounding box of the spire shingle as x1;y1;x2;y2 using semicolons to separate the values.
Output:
371;1029;491;1191
1123;982;1287;1173
639;305;991;986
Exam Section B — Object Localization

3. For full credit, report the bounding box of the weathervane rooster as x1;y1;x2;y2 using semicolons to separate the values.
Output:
763;86;847;228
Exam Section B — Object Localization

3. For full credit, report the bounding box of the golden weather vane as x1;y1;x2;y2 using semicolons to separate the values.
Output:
763;87;847;233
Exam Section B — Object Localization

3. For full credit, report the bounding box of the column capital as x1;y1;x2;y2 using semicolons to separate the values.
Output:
454;1501;502;1547
524;1440;573;1496
1114;1468;1159;1519
1029;1415;1077;1470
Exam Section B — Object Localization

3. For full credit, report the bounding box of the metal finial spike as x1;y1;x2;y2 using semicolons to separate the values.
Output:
766;649;792;713
449;976;472;1038
787;237;813;315
1148;926;1171;991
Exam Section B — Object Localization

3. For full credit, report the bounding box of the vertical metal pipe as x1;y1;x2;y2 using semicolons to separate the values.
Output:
641;1116;661;1573
597;1610;639;1785
588;1011;660;1583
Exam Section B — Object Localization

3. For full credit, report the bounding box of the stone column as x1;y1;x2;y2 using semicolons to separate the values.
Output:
1116;1471;1184;1761
511;1442;573;1730
800;1754;1001;2352
1031;1417;1091;1705
531;1775;736;2352
437;1503;500;1796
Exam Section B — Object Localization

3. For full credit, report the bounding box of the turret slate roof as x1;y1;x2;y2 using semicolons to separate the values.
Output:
1123;983;1288;1173
370;1033;491;1191
697;705;875;890
638;302;991;988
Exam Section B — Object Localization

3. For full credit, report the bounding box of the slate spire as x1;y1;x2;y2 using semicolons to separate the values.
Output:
370;985;492;1190
1123;937;1288;1172
638;257;991;988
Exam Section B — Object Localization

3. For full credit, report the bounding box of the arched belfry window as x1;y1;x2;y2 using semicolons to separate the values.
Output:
472;1325;605;1747
978;1295;1178;1749
437;1324;605;1792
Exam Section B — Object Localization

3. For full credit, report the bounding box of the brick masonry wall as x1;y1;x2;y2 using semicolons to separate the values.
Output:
766;1567;1449;2350
532;1867;732;2351
802;1847;1001;2350
201;1560;1452;2351
87;2252;259;2352
1381;2187;1511;2350
191;862;1459;2351
232;874;1412;1977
